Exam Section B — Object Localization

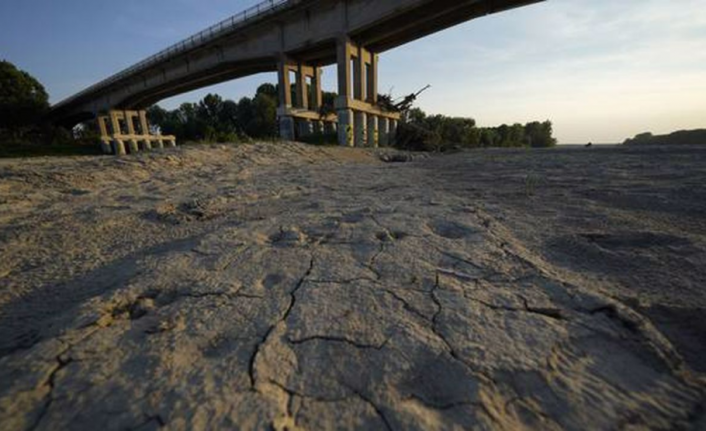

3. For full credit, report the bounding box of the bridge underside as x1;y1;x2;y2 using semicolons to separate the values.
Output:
49;0;543;150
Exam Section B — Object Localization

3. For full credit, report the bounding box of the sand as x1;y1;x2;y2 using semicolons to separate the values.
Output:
0;142;704;430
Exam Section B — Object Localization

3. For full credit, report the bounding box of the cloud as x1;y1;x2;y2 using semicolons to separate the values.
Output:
383;0;706;142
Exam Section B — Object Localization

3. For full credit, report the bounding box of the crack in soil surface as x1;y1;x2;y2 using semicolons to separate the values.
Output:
1;143;705;430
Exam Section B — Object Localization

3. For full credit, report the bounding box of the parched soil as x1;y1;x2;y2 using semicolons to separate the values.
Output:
0;142;704;430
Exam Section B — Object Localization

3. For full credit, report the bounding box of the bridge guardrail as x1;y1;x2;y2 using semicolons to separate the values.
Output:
54;0;291;109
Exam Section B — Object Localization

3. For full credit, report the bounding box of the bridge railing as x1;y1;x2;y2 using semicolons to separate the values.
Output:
54;0;291;109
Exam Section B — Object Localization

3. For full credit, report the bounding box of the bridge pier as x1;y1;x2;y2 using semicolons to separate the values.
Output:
379;117;389;147
337;109;354;147
277;55;327;141
277;56;296;141
354;111;367;147
334;37;398;147
97;110;175;155
368;115;379;148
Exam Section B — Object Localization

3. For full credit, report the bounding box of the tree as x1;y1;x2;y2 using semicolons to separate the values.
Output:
0;60;50;134
525;121;556;148
480;128;498;148
248;91;277;137
145;82;557;150
256;83;277;99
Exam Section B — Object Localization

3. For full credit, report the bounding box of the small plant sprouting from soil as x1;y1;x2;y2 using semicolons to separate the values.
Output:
525;172;542;197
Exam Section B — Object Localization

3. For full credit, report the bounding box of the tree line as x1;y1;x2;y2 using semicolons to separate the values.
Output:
147;84;280;143
147;85;557;151
1;59;556;153
623;130;706;146
396;108;556;151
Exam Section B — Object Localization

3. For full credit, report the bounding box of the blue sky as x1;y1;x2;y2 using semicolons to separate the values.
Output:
1;0;704;143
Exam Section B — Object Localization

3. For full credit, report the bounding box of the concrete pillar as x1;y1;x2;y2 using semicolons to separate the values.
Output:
367;53;378;104
324;121;336;135
313;120;323;135
125;111;140;152
337;37;354;147
278;57;293;109
109;110;122;136
128;140;139;154
354;111;367;147
338;109;353;147
279;116;296;141
367;115;379;148
297;119;313;138
379;117;390;147
97;116;112;154
112;140;126;156
109;110;131;154
353;46;365;101
337;37;353;102
139;111;153;150
277;56;295;140
312;67;323;111
389;119;398;146
296;63;308;110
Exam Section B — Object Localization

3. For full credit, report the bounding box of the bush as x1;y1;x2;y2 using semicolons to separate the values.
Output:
395;107;555;152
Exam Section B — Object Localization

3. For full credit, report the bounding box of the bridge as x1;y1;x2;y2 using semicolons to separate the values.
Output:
50;0;543;152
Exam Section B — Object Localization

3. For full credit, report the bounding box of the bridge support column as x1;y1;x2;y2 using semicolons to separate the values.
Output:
98;109;174;155
337;37;354;146
139;111;154;150
389;119;398;146
324;121;336;135
97;116;113;154
295;63;310;111
367;115;379;148
297;119;313;138
367;54;379;105
313;120;323;135
109;111;129;155
354;112;367;147
126;111;148;151
312;67;323;112
279;116;295;141
335;37;390;147
379;117;389;147
277;55;296;141
112;140;126;156
338;109;353;147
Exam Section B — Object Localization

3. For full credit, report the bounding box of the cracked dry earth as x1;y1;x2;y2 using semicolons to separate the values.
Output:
0;142;705;430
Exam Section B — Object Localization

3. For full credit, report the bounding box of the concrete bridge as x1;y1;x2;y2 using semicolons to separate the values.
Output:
50;0;543;149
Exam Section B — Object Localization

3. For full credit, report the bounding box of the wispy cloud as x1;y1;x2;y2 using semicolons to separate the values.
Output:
383;0;706;142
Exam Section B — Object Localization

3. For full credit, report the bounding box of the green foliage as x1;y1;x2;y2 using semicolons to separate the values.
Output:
0;60;95;154
397;106;556;152
524;121;557;148
623;130;706;146
148;85;280;143
0;60;50;138
146;81;556;151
